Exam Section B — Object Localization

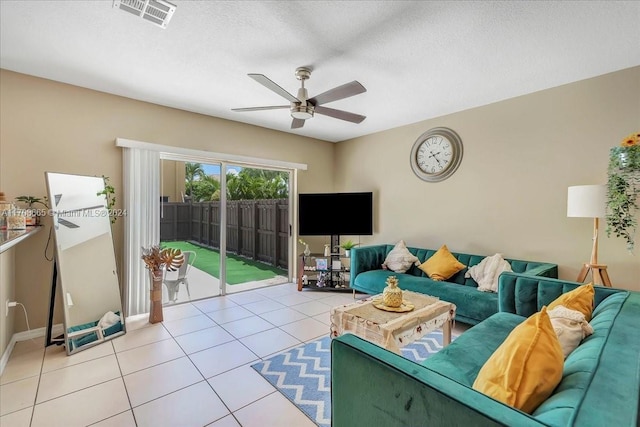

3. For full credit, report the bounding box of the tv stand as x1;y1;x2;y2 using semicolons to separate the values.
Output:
297;234;350;292
297;252;351;292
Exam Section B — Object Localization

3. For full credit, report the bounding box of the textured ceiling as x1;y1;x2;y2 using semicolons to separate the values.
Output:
1;1;639;143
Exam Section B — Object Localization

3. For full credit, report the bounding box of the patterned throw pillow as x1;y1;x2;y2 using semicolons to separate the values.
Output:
548;305;594;358
382;240;420;273
465;253;512;292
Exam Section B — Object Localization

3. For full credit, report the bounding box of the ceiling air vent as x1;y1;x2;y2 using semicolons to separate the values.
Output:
113;0;177;29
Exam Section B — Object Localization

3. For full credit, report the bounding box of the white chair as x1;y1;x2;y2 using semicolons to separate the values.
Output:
163;251;196;302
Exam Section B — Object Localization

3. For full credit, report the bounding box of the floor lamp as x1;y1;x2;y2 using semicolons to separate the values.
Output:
567;185;612;287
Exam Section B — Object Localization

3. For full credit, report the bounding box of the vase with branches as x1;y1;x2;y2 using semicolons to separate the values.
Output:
299;238;311;257
141;246;184;323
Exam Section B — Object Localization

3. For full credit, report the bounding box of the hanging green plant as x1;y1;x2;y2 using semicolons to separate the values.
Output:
96;175;117;224
606;132;640;252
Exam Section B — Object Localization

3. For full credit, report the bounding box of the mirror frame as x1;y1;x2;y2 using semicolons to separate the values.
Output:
45;172;126;355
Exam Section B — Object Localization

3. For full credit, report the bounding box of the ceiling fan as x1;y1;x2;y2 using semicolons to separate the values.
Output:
232;67;366;129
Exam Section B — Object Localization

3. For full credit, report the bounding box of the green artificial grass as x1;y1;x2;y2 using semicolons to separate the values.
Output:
160;241;287;285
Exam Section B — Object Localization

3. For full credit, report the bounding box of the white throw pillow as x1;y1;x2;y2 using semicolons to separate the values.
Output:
465;253;512;292
382;240;420;273
548;305;594;358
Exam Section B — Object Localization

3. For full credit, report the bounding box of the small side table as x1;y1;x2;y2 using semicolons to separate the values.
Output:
330;290;456;354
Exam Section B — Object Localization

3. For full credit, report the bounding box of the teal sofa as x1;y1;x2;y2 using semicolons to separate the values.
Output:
350;244;558;324
332;273;640;426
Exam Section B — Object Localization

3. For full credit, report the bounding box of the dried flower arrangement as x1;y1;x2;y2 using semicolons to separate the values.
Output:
141;246;184;323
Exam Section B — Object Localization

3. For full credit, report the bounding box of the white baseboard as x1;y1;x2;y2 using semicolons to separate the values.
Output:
0;323;64;375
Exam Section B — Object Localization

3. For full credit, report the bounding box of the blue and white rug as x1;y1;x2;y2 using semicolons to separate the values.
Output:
251;330;456;427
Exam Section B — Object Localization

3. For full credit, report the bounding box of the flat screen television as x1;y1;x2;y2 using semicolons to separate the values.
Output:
298;192;373;236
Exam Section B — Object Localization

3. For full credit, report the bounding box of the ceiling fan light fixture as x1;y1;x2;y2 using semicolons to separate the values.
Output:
291;105;314;120
232;67;366;127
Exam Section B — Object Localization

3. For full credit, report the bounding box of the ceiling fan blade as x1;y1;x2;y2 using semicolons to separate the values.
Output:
308;81;366;106
248;74;300;103
231;105;290;112
314;106;366;124
291;118;305;129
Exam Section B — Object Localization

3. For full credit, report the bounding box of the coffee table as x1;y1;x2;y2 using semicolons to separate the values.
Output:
330;290;456;354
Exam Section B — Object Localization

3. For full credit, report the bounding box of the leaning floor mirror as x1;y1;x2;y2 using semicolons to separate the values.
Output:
45;172;126;355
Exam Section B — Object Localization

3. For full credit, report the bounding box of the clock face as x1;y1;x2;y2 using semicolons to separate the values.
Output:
410;127;463;182
416;136;453;175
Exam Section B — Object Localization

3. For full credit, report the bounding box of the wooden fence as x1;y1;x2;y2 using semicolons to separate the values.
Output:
160;199;289;269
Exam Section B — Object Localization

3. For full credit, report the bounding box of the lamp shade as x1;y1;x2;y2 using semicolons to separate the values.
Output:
567;185;606;218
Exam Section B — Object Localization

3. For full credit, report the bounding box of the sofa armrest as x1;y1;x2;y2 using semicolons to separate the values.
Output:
520;263;558;278
573;292;640;426
498;272;622;317
349;245;390;288
331;334;545;427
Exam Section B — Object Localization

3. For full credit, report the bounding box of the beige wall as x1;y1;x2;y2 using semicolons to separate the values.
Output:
0;69;335;356
1;66;638;357
335;66;640;291
161;159;182;202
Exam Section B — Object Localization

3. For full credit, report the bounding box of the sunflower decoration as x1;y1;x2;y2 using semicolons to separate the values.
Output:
141;246;184;272
620;132;640;147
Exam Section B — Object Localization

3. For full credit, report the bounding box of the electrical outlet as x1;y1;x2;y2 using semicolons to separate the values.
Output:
5;300;17;316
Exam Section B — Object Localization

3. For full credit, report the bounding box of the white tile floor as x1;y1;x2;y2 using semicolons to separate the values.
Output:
0;283;469;427
162;264;289;306
0;283;355;427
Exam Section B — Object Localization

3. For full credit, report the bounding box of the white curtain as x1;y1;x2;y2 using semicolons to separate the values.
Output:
123;148;160;316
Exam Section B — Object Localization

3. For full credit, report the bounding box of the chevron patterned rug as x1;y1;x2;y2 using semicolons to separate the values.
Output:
251;330;457;427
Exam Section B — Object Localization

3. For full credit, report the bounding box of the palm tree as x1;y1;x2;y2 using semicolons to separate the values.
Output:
192;174;220;202
226;169;288;200
185;163;205;198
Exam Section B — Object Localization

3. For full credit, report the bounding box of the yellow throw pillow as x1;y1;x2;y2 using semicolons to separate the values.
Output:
472;306;564;414
418;245;465;281
547;283;595;321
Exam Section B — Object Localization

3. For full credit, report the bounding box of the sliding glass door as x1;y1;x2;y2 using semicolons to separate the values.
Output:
118;138;305;316
224;165;290;294
160;159;223;304
159;158;291;303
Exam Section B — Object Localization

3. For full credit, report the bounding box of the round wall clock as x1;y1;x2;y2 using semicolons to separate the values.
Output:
410;127;463;182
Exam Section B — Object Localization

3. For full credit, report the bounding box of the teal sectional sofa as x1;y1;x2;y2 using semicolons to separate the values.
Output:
332;273;640;426
350;244;558;324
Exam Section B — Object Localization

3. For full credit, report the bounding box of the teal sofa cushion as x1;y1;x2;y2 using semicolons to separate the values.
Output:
350;244;558;324
422;312;524;386
533;291;629;425
573;291;640;426
354;269;501;324
498;272;620;316
332;333;547;427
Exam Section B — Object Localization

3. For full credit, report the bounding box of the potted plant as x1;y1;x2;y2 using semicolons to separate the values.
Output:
606;132;640;252
14;195;49;225
141;246;184;323
340;239;360;257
